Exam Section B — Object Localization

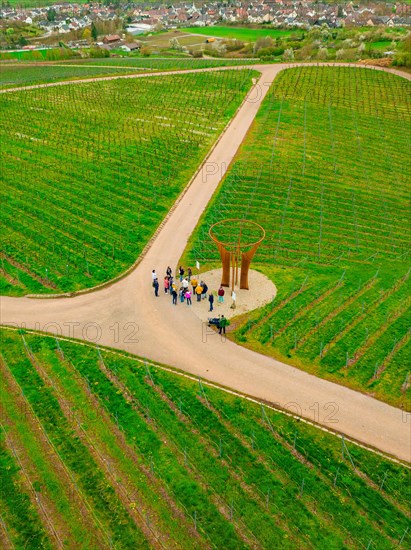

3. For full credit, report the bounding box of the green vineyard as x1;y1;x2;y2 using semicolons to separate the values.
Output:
0;63;148;90
0;328;410;549
184;66;411;407
1;69;255;295
0;59;256;90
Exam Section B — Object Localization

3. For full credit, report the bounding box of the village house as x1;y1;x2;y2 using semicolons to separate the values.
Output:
120;42;141;52
103;34;122;45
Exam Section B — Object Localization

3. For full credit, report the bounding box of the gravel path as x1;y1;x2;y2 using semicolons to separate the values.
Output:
1;63;410;462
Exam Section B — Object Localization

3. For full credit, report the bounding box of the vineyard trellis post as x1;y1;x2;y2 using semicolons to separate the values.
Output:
379;471;388;491
55;337;64;359
341;435;356;471
398;527;409;547
145;360;154;384
333;467;339;488
299;478;305;498
198;377;209;407
374;363;379;378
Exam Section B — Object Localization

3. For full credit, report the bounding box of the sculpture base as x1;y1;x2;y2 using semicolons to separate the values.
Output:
187;268;277;323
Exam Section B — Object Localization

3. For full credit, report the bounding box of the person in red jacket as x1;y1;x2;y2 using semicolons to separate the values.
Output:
218;285;225;303
164;276;170;294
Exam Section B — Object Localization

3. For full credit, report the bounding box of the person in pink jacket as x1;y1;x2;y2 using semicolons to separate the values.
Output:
185;290;192;305
164;276;170;294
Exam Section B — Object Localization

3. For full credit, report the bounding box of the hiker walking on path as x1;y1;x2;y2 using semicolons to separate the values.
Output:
187;267;192;282
218;315;229;335
179;266;185;281
153;278;159;297
208;292;214;312
182;278;189;290
166;266;172;277
202;282;208;300
152;269;157;282
218;286;225;303
185;289;192;305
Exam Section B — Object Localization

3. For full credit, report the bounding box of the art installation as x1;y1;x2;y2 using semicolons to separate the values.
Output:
209;219;265;290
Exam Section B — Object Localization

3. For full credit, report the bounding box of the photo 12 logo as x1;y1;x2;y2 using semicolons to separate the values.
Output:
4;321;139;344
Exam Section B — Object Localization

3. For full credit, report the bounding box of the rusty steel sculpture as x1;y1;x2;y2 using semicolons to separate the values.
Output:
209;219;265;290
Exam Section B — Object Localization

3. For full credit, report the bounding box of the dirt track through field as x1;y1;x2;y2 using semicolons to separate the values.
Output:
1;63;410;462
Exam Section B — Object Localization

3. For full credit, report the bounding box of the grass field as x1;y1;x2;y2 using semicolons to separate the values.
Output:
130;30;216;52
369;40;393;51
183;66;411;408
1;327;410;548
0;69;255;295
0;59;256;89
187;26;299;42
0;48;50;61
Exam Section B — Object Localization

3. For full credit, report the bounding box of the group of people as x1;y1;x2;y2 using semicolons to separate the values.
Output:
151;266;226;312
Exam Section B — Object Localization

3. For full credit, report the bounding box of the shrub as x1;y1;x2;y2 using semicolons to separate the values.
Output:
335;48;345;60
392;51;411;67
216;43;227;56
89;47;110;58
204;45;222;58
253;36;274;54
222;39;245;52
140;46;151;57
45;48;75;61
283;48;294;61
392;32;411;67
258;46;284;58
241;42;255;55
296;44;315;60
169;37;183;52
343;39;356;49
317;47;328;60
